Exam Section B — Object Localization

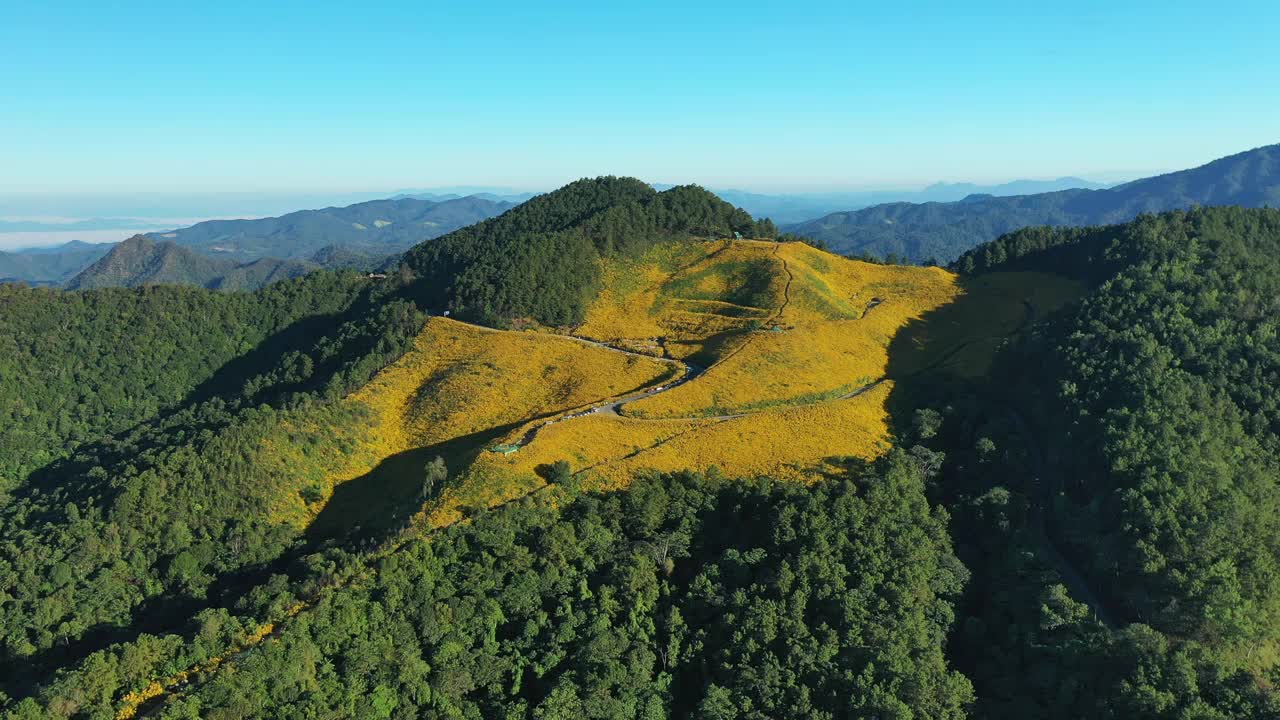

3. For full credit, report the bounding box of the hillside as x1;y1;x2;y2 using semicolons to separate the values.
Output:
66;235;316;291
148;194;514;261
6;184;1280;718
0;241;113;285
790;143;1280;262
401;176;776;325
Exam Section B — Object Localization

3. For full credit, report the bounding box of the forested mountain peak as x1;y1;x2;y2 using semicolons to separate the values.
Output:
65;234;315;291
399;176;776;325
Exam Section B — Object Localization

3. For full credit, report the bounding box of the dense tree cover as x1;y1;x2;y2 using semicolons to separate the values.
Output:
960;208;1280;649
401;177;775;326
894;390;1280;719
0;274;426;694
6;460;973;720
951;222;1126;281
0;271;373;487
885;206;1280;716
8;197;1280;717
0;176;778;712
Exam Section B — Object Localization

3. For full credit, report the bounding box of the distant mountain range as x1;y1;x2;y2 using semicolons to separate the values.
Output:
393;191;539;204
704;177;1112;224
145;195;516;262
6;146;1278;289
0;194;516;289
787;144;1280;262
66;235;318;291
0;240;114;285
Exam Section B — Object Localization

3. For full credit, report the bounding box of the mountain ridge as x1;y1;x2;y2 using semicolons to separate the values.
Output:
147;194;515;261
788;143;1280;261
66;235;317;291
0;241;114;285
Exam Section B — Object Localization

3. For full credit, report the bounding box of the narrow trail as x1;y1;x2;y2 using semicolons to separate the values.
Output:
516;241;797;446
692;240;795;375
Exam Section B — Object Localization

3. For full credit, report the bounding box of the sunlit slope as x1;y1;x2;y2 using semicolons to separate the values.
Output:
352;319;676;449
259;318;673;528
576;240;784;359
464;381;893;492
457;240;1082;500
257;240;1081;534
587;240;960;417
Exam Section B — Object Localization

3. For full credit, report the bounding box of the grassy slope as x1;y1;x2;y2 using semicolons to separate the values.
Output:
454;239;1083;499
248;318;674;537
210;239;1082;534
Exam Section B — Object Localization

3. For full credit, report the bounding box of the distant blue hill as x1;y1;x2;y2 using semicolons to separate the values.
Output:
0;241;114;285
145;195;515;262
652;178;1111;225
1;194;516;287
785;143;1280;263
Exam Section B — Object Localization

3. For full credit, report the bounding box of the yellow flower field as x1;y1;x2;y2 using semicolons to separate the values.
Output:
253;239;1082;537
596;380;894;485
463;380;895;495
576;240;784;362
259;317;673;527
622;242;961;417
353;318;676;450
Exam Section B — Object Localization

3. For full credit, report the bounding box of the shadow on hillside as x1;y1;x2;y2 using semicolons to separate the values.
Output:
887;279;999;379
182;281;417;409
185;310;352;404
678;328;755;369
0;286;420;696
7;296;379;533
881;270;1087;440
305;422;522;548
880;275;1038;442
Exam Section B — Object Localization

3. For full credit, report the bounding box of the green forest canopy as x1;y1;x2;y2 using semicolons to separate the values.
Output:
3;191;1280;717
401;177;776;326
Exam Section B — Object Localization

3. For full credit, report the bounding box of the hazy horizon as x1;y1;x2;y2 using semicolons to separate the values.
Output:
5;2;1277;195
0;171;1134;250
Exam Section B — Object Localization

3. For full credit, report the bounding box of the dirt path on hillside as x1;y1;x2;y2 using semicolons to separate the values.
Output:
515;242;802;445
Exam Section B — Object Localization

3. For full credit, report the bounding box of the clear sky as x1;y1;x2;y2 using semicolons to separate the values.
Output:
2;0;1278;194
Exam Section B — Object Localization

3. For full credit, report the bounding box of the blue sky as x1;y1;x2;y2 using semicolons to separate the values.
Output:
2;0;1278;193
